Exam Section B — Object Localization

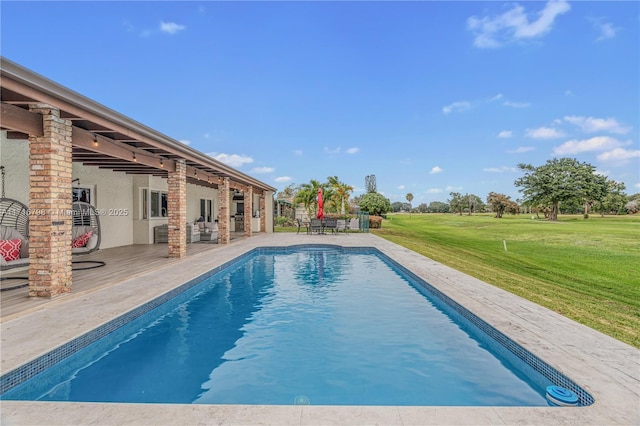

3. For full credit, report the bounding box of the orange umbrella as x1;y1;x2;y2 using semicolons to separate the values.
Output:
317;187;324;220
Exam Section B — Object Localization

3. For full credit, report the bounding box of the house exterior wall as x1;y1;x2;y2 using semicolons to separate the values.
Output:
132;175;169;245
0;133;30;204
1;132;273;249
73;163;133;249
186;184;218;223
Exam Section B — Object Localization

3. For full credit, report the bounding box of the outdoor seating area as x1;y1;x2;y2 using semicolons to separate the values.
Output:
300;217;360;235
195;221;219;242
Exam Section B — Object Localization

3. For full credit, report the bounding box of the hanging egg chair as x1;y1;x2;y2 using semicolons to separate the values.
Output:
0;197;29;238
71;201;101;255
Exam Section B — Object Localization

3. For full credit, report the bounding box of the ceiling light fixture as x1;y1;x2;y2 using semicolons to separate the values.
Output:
93;133;98;147
133;152;137;162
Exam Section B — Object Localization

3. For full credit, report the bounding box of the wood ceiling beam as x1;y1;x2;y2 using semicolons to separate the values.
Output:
72;127;175;172
0;103;43;136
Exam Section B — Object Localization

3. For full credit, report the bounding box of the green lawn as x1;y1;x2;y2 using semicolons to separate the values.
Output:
372;213;639;348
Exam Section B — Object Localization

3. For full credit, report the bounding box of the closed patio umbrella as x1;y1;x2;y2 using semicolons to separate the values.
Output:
317;187;324;220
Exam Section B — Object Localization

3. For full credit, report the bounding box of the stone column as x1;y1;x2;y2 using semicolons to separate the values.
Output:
260;196;266;232
244;186;253;236
218;177;230;244
168;159;186;258
28;104;73;298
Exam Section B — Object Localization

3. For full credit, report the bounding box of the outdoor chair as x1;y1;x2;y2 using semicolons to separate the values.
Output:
71;202;101;254
310;218;323;234
296;218;308;235
348;218;359;233
323;218;338;234
0;224;29;270
336;219;347;233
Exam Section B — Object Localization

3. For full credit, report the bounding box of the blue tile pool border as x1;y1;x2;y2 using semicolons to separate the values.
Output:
0;244;594;406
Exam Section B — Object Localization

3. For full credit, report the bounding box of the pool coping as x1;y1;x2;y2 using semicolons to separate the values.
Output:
1;233;638;425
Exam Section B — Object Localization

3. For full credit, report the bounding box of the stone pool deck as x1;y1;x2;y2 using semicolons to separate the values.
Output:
1;233;638;425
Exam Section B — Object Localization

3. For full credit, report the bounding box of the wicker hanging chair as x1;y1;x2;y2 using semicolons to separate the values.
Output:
71;201;101;254
0;197;29;238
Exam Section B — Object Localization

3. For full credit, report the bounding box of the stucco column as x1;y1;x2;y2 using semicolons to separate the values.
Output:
167;159;186;258
244;186;253;236
218;177;230;244
27;104;73;298
260;196;266;232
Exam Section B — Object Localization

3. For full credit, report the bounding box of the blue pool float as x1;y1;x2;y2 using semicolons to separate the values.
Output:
546;385;579;406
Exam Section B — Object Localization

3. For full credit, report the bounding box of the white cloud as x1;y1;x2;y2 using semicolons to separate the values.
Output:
526;127;565;139
553;136;626;155
489;93;504;102
346;147;360;154
207;152;253;167
503;100;530;108
591;19;618;41
251;167;274;174
275;176;292;183
178;139;191;145
324;146;341;155
446;185;463;191
442;101;471;114
293;149;303;156
426;188;442;194
398;185;405;190
430;166;443;174
160;21;186;35
563;115;631;134
508;146;535;153
483;166;517;173
498;130;513;138
467;0;570;48
635;182;640;189
597;148;640;163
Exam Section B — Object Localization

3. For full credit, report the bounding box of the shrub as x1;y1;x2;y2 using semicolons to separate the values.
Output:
276;216;295;227
369;215;383;228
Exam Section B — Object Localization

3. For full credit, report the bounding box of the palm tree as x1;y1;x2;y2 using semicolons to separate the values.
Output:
328;176;354;215
294;179;322;218
406;193;414;218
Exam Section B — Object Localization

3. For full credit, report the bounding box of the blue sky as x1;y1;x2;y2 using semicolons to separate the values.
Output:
2;1;639;205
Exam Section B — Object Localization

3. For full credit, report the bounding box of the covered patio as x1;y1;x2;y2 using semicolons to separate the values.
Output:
0;57;275;300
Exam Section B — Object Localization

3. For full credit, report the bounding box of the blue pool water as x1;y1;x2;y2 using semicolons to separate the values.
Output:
3;247;561;405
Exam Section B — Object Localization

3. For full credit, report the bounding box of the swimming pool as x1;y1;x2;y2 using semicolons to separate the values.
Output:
0;246;593;406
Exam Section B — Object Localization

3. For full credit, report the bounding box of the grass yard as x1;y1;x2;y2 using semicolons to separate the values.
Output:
373;213;639;348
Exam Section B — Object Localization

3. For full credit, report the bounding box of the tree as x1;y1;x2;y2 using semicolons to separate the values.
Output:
328;176;353;215
293;179;322;218
406;193;414;217
487;192;517;218
365;175;377;193
465;194;484;215
416;203;428;213
428;201;450;213
593;180;627;215
514;158;603;221
448;192;466;215
276;183;298;201
359;192;391;216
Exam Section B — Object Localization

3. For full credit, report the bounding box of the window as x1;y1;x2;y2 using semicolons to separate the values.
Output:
142;189;168;219
200;199;212;222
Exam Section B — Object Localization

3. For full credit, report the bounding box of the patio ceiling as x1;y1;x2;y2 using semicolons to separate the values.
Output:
0;58;276;194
